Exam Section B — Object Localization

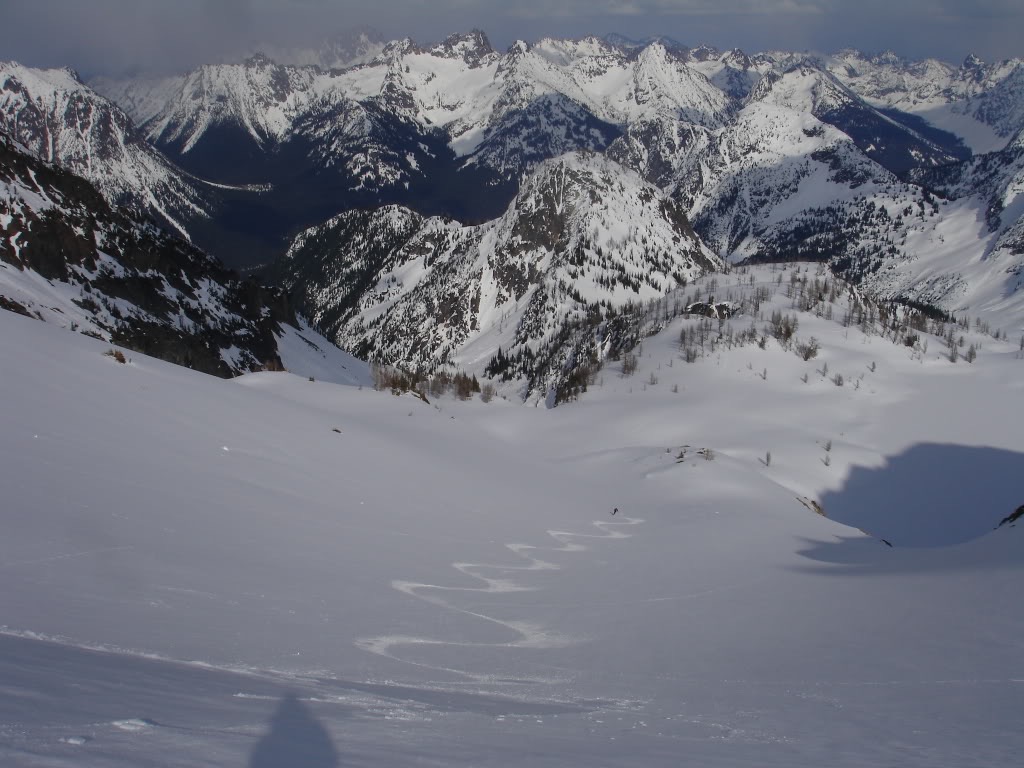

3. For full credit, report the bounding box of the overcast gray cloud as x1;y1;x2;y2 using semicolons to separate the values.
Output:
1;0;1020;77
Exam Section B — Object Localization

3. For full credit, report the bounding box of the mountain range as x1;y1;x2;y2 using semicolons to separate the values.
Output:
2;30;1023;392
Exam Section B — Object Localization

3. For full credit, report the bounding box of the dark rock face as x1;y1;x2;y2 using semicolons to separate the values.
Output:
0;136;293;377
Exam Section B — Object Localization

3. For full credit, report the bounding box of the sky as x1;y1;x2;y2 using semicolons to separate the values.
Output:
1;0;1021;77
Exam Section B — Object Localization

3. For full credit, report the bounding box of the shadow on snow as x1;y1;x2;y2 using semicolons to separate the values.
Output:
795;443;1024;573
250;694;340;768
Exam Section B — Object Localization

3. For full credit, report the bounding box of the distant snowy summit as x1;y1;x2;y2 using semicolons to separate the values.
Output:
2;29;1023;370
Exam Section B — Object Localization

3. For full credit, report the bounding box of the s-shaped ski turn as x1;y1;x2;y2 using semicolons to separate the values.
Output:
355;516;644;682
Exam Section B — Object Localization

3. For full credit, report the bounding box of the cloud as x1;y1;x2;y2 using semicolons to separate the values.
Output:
0;0;1017;77
507;0;829;19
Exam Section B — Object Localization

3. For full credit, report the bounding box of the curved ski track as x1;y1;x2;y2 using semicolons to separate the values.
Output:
355;516;645;681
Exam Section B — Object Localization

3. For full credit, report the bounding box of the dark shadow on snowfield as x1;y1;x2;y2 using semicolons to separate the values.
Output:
250;694;340;768
793;443;1024;573
817;443;1024;547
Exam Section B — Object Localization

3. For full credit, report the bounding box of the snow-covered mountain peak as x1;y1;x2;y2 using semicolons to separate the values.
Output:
952;62;1024;141
244;52;276;68
531;36;620;67
873;50;904;66
688;44;721;62
501;150;658;230
960;53;987;77
429;29;497;67
1;61;90;101
621;44;732;125
603;34;687;55
143;57;318;150
746;67;783;104
753;63;854;113
635;38;687;66
0;61;208;238
378;37;420;63
720;48;752;69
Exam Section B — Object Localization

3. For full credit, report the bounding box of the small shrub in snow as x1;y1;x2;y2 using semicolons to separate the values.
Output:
480;383;496;403
768;311;798;347
795;337;819;361
104;349;126;364
832;373;844;387
622;353;638;376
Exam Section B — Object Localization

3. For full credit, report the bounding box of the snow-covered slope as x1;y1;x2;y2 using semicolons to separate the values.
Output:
2;261;1022;766
279;151;721;399
0;61;209;240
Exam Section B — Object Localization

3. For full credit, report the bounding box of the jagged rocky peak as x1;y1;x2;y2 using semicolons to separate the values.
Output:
746;68;783;103
602;33;686;52
504;39;532;57
529;35;620;66
634;38;687;65
243;52;277;68
688;45;721;62
872;50;904;66
720;48;752;69
430;29;497;66
378;37;421;63
960;53;987;77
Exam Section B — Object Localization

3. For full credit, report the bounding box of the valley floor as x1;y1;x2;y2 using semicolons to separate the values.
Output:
1;277;1022;766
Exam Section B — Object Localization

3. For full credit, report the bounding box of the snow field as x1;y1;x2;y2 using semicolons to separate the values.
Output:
2;274;1023;766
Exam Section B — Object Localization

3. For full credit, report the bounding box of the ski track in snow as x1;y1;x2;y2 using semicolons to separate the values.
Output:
355;516;645;682
0;545;134;569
